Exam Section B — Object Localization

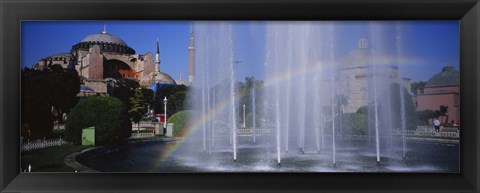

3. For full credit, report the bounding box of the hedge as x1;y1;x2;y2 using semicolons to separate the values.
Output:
65;96;131;145
167;110;194;137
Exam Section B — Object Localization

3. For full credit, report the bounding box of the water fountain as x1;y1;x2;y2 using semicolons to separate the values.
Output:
77;21;459;173
191;21;413;168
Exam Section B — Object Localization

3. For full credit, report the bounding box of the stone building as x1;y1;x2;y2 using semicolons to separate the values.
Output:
35;53;76;70
335;38;412;113
416;66;460;125
33;26;187;95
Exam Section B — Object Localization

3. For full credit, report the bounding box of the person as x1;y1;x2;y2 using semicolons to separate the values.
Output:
433;118;441;132
62;113;67;122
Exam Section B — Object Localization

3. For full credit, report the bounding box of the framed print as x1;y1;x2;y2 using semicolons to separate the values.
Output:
1;0;479;192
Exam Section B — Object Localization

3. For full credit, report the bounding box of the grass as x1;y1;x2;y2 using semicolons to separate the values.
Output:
21;145;92;172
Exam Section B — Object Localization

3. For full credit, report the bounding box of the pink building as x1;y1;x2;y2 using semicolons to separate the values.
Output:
416;66;460;126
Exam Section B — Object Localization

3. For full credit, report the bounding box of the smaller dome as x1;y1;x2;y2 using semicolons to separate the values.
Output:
140;71;177;86
154;72;177;85
43;52;74;60
425;66;459;88
340;48;370;67
47;52;74;58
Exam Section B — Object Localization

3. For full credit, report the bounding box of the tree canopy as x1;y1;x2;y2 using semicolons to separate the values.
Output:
65;96;131;145
153;85;190;116
21;65;80;138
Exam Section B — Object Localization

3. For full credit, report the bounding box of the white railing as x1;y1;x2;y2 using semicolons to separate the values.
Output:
211;127;274;136
132;122;161;130
131;132;155;138
237;128;274;135
393;128;459;139
21;137;69;152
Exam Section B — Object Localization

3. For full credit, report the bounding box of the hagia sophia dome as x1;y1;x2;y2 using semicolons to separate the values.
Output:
70;28;135;55
82;33;128;46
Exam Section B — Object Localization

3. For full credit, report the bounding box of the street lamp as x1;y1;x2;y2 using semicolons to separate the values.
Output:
243;104;246;128
163;97;168;128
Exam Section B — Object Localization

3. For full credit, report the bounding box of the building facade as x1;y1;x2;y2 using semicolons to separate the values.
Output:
335;38;412;113
33;26;188;95
416;66;460;125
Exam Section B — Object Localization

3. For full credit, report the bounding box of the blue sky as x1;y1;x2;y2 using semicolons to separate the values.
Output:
22;21;459;82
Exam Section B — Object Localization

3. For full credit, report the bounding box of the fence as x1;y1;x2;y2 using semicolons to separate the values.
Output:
393;127;459;139
211;127;275;136
227;126;460;139
21;137;69;152
237;128;274;136
130;132;155;138
132;122;161;130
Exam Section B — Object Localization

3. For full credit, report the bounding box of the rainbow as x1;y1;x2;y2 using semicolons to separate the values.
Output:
152;54;424;169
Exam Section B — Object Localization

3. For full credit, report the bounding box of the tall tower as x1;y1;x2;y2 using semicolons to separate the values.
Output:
359;38;368;49
155;38;160;73
188;25;195;84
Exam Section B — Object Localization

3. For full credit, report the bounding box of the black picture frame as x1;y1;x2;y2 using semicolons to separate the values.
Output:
1;0;479;192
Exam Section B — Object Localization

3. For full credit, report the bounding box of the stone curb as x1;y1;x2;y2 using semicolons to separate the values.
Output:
407;137;459;144
64;137;183;172
64;147;99;172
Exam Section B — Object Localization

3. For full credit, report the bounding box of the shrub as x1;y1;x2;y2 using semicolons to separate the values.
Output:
65;96;131;145
167;110;194;137
245;112;260;128
342;113;368;135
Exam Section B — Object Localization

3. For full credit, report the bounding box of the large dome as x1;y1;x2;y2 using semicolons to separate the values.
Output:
425;66;459;88
71;30;135;54
81;33;128;46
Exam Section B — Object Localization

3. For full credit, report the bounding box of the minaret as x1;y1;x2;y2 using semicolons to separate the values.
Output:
188;24;195;84
102;24;107;34
155;38;160;73
359;38;368;49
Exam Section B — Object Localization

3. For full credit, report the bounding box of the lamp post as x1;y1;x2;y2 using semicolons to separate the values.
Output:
163;97;168;128
243;104;246;128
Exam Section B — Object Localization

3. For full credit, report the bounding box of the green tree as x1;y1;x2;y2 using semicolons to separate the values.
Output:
110;78;154;124
433;110;442;120
235;76;263;123
335;94;348;137
141;87;154;109
356;106;369;115
129;88;147;132
65;96;131;145
168;90;188;115
47;65;81;123
417;109;435;125
342;113;368;135
439;105;449;124
410;81;426;95
21;65;80;138
154;85;189;116
245;112;260;128
387;83;418;130
111;78;140;111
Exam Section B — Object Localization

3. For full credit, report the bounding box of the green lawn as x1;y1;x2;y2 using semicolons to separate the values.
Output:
21;145;92;172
